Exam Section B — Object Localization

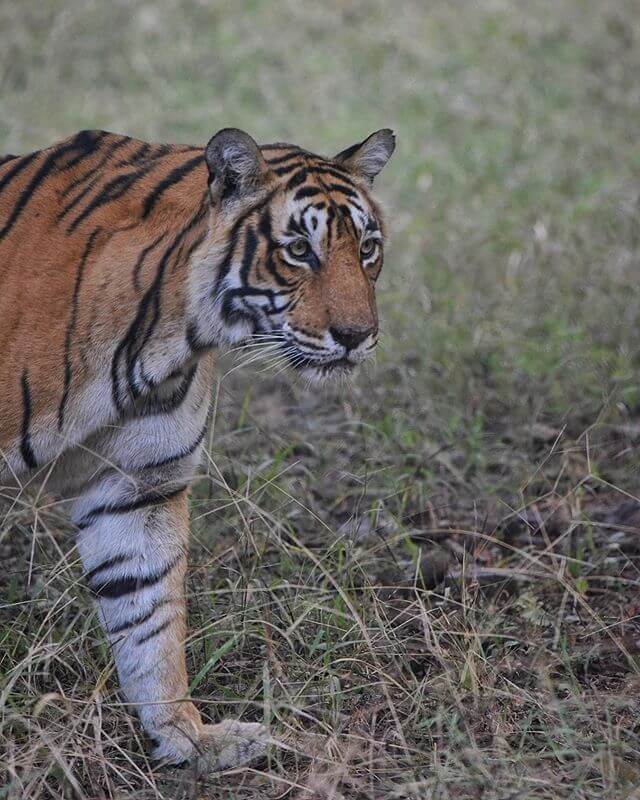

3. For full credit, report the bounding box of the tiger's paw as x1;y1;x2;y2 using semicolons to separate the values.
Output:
194;719;270;774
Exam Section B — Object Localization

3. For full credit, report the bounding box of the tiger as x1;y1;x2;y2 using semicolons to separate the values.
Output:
0;126;395;773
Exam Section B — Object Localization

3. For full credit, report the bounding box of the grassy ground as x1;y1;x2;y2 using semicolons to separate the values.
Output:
2;1;640;797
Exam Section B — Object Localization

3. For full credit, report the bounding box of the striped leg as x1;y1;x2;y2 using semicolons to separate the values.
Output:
72;475;268;770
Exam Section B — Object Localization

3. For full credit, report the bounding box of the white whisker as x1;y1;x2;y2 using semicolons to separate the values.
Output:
222;345;284;379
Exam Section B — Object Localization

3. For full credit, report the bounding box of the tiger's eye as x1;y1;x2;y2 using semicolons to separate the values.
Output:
360;238;377;258
288;239;311;259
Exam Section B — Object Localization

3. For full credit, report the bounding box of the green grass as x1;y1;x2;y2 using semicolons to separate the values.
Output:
2;1;640;797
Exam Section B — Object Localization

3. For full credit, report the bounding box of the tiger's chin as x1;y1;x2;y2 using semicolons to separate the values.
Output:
295;356;360;386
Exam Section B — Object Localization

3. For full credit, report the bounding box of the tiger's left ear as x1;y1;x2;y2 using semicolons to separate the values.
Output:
334;129;396;184
205;128;271;203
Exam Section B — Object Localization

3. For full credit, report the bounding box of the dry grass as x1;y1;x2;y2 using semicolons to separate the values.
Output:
2;1;640;798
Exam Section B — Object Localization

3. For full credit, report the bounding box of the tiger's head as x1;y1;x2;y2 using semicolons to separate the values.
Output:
191;127;395;382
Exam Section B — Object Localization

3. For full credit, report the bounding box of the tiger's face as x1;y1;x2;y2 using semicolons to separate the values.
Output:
198;128;395;381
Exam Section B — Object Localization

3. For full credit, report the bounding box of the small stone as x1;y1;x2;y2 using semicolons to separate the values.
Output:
418;547;452;590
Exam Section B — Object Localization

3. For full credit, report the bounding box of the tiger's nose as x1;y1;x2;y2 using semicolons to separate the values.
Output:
329;326;374;351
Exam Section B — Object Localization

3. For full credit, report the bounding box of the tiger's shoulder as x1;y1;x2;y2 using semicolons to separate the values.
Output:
0;129;208;240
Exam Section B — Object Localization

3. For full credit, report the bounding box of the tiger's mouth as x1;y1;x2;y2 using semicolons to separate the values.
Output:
231;326;368;381
285;352;359;380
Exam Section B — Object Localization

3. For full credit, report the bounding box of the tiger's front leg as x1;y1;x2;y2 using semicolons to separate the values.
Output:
71;474;268;772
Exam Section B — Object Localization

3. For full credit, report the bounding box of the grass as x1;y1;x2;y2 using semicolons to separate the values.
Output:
1;1;640;797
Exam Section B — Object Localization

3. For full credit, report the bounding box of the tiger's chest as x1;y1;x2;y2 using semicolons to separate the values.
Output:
0;354;215;497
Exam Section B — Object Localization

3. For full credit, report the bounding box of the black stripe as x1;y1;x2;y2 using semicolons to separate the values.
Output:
139;360;158;390
132;232;168;291
259;209;290;287
67;165;155;233
0;137;90;240
132;144;200;162
78;486;187;530
58;178;99;221
0;152;38;197
224;283;293;318
285;169;308;190
122;144;198;165
58;137;131;204
300;202;322;230
58;230;101;430
20;370;37;470
327;182;358;198
57;130;103;172
0;154;18;168
136;617;173;645
85;551;134;583
166;237;190;287
108;598;172;635
138;364;198;416
141;154;204;218
265;152;304;167
114;142;151;167
221;285;279;323
348;199;366;215
261;143;302;151
147;144;173;159
137;422;208;470
325;205;335;252
272;164;297;176
294;186;323;201
287;330;326;350
186;321;205;353
58;148;94;173
239;225;258;285
172;226;207;275
273;161;309;177
264;295;295;316
286;214;305;237
311;165;357;184
336;204;355;234
91;553;183;599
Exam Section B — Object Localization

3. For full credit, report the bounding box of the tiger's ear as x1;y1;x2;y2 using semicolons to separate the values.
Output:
334;129;396;184
205;128;270;202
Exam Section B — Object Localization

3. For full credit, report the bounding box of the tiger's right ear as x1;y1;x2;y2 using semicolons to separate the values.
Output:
204;128;270;203
334;129;396;184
